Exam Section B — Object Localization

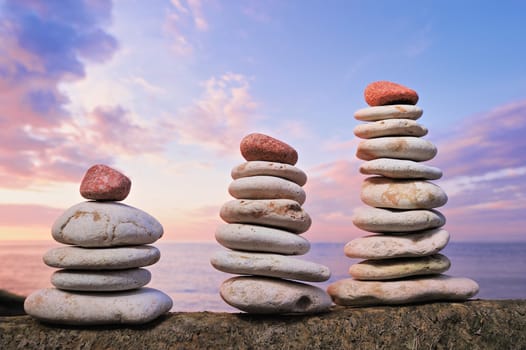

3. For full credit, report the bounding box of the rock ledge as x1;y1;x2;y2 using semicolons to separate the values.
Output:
1;300;524;349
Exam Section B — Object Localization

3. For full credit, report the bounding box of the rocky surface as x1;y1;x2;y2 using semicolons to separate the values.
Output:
1;300;525;349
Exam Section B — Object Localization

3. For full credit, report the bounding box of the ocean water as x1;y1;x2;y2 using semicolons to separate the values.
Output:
0;241;525;312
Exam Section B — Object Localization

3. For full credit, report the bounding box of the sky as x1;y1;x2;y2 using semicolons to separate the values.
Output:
0;0;525;243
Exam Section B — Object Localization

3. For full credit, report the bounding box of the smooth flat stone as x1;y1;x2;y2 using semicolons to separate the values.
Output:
80;164;131;201
229;176;306;205
24;287;173;325
240;133;298;165
360;158;442;179
51;268;151;291
352;207;446;233
344;228;450;259
211;250;330;282
349;254;451;280
361;177;448;209
356;137;437;161
220;199;311;233
327;275;479;307
354;119;428;139
364;81;419;106
231;161;307;186
220;276;332;314
354;105;423;121
43;245;160;269
52;201;163;247
215;224;310;255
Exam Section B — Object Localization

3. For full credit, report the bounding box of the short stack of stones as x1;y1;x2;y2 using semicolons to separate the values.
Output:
24;164;173;325
211;133;332;314
328;81;479;306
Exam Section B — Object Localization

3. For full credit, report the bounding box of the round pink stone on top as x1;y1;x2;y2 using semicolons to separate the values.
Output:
240;133;298;165
364;81;419;106
80;164;131;201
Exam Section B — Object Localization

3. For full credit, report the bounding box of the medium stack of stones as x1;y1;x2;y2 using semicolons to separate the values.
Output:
211;133;332;314
24;164;173;325
328;81;479;306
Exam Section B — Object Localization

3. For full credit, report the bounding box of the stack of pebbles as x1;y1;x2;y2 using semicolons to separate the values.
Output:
24;164;173;325
211;133;332;314
328;81;479;306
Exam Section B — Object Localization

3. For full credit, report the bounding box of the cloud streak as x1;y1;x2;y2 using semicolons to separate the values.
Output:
165;0;209;55
433;100;526;176
169;73;261;155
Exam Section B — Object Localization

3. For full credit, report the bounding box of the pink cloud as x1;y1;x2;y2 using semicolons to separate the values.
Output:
85;106;169;154
0;2;178;190
0;204;63;227
0;1;123;188
169;73;261;155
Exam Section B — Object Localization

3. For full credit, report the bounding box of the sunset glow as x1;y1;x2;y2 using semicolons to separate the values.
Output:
1;0;525;242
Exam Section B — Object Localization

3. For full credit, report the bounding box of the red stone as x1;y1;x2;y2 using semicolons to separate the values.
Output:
364;81;419;106
240;133;298;165
80;164;131;201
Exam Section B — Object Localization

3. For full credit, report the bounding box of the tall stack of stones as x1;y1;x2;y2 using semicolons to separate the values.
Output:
24;164;172;325
211;133;332;314
328;81;479;306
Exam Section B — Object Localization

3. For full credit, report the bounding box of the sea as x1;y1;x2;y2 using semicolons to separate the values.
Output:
1;241;525;312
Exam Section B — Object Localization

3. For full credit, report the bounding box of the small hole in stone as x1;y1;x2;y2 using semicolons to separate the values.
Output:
296;296;312;309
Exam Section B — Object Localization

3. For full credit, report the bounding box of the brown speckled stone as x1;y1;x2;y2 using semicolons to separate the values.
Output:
361;177;448;209
327;275;479;307
80;164;131;201
364;81;419;106
240;133;298;165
